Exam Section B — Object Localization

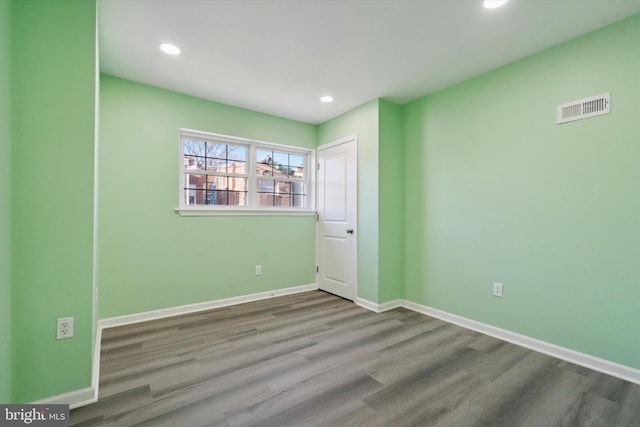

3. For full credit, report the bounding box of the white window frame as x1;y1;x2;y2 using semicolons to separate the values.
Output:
177;128;316;216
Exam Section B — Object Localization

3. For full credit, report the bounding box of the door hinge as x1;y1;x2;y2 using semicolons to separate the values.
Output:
316;266;319;273
316;213;319;222
317;162;320;170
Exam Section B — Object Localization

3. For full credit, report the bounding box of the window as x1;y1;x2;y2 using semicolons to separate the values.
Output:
179;129;314;215
256;149;306;208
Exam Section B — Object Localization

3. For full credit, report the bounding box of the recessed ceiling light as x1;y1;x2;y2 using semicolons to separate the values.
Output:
483;0;509;9
320;96;334;103
160;43;181;55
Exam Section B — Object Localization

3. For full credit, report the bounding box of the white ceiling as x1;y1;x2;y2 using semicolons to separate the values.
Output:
98;0;640;125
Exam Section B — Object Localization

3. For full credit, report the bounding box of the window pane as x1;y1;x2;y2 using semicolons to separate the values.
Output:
257;149;272;164
205;157;227;173
257;194;275;206
227;144;247;161
292;182;305;208
273;152;289;178
278;181;291;194
229;177;246;192
183;174;207;205
184;174;206;190
275;194;291;207
228;159;246;174
290;154;305;179
289;154;304;167
184;155;206;171
291;182;305;195
206;190;247;206
205;144;227;173
257;149;273;176
207;175;227;189
292;193;305;208
184;143;248;175
257;179;275;193
256;179;306;208
257;162;273;176
206;143;227;159
184;139;206;156
207;176;226;205
227;144;247;174
206;176;247;206
232;191;247;206
273;151;289;165
273;165;290;178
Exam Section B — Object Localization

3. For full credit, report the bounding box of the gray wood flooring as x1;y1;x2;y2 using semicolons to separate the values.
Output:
71;291;640;426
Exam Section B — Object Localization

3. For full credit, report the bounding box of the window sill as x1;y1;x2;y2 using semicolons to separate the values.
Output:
176;207;317;217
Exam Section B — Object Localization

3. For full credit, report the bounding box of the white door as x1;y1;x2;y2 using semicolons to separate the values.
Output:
317;137;357;301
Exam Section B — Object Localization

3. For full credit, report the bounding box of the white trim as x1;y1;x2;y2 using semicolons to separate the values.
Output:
317;134;358;151
355;297;403;313
91;8;100;404
99;283;317;330
32;387;95;410
359;297;640;384
176;207;316;217
44;288;640;409
179;128;315;212
378;299;404;312
355;297;379;312
47;283;317;410
401;300;640;386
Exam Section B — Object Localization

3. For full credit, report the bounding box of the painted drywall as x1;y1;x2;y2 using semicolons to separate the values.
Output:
404;14;640;369
11;0;96;402
98;75;317;318
0;0;12;404
317;101;380;303
378;100;404;303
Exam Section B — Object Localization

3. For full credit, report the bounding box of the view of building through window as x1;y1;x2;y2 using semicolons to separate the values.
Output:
181;131;310;210
256;149;305;207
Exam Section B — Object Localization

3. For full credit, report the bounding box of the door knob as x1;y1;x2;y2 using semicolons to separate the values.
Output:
346;229;354;234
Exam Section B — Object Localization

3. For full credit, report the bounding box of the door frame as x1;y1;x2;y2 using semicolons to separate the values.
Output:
316;135;358;300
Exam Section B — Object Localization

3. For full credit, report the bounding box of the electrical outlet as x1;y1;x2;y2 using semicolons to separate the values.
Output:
256;265;262;276
57;317;74;340
493;282;503;298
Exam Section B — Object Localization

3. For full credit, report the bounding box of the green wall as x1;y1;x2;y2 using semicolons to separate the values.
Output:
317;100;380;303
316;99;405;304
403;14;640;369
3;1;638;405
0;0;12;404
378;100;404;303
98;75;317;318
11;0;96;402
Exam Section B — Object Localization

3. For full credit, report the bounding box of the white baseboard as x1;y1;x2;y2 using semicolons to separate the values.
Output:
356;297;403;313
355;296;639;385
99;283;318;330
355;297;378;312
38;283;318;409
32;386;96;410
402;300;640;386
47;285;639;410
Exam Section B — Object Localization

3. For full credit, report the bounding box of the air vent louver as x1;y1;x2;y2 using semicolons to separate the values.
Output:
557;92;610;124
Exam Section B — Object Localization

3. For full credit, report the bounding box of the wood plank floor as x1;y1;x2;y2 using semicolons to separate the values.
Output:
71;291;640;426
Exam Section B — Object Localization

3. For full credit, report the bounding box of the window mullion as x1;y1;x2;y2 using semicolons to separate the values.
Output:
248;145;256;209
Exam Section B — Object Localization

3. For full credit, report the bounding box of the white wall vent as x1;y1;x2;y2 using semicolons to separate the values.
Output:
557;92;610;124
